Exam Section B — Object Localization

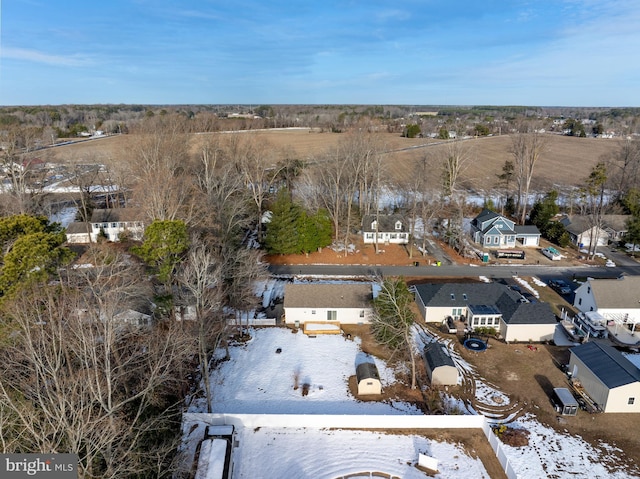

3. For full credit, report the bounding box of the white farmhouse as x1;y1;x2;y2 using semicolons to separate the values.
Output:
573;276;640;332
90;208;144;242
361;215;409;245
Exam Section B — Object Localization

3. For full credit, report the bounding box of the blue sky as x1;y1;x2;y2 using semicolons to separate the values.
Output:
1;0;640;106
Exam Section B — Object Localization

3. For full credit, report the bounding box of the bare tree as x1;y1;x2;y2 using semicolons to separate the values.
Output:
371;276;418;389
609;138;640;198
0;249;194;478
584;162;609;260
439;139;470;252
225;247;269;330
130;115;196;223
178;235;226;413
195;136;252;254
0;125;50;215
234;136;283;242
510;125;547;223
398;155;440;259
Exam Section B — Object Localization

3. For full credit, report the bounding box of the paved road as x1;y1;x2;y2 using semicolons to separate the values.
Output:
268;263;640;280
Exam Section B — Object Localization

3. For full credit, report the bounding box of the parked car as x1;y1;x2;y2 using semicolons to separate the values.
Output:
549;279;572;295
541;247;562;261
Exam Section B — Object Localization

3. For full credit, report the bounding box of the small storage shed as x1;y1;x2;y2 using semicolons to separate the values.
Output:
551;388;578;416
423;343;458;386
356;362;381;395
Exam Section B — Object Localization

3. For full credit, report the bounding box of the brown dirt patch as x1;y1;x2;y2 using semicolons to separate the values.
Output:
266;241;433;266
446;326;640;475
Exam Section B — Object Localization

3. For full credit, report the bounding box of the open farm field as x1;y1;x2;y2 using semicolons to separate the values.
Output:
49;129;623;190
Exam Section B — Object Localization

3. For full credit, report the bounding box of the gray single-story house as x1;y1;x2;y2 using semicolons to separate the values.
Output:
283;283;374;326
414;282;557;342
560;214;632;248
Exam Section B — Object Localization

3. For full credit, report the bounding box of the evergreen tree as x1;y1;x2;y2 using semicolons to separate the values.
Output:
132;220;189;288
265;190;334;255
298;209;333;255
529;190;560;229
264;190;302;254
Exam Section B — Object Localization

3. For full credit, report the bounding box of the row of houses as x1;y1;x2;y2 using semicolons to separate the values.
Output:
64;208;633;254
282;276;640;412
282;281;557;343
361;209;634;251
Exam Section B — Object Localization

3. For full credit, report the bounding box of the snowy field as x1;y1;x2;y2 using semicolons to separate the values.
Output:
183;328;494;478
188;328;421;416
182;278;640;479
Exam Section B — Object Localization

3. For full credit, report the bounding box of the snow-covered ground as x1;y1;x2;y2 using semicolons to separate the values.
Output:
188;328;420;416
182;278;640;479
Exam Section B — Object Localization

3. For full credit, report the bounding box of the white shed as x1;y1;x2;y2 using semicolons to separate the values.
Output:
423;343;458;386
356;362;382;395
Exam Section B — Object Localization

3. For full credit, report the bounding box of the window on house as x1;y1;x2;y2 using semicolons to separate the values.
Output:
463;294;467;301
371;220;377;230
311;310;316;315
111;222;117;228
480;317;486;325
366;233;373;239
451;293;455;300
629;397;635;405
587;287;591;294
578;298;582;305
395;221;402;230
359;310;365;318
390;233;397;239
327;310;337;321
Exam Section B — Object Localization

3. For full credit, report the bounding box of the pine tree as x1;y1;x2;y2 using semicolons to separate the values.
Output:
264;190;301;254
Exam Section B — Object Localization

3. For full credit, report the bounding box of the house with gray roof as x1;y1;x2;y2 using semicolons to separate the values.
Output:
90;208;144;242
568;341;640;412
573;276;640;332
65;222;91;244
361;214;409;245
560;214;632;248
66;208;145;244
423;342;458;386
470;209;540;248
283;283;373;326
414;282;557;342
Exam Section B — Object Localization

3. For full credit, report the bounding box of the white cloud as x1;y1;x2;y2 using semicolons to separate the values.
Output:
1;47;90;67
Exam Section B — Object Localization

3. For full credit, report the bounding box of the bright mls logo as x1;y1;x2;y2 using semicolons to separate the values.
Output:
1;454;77;478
